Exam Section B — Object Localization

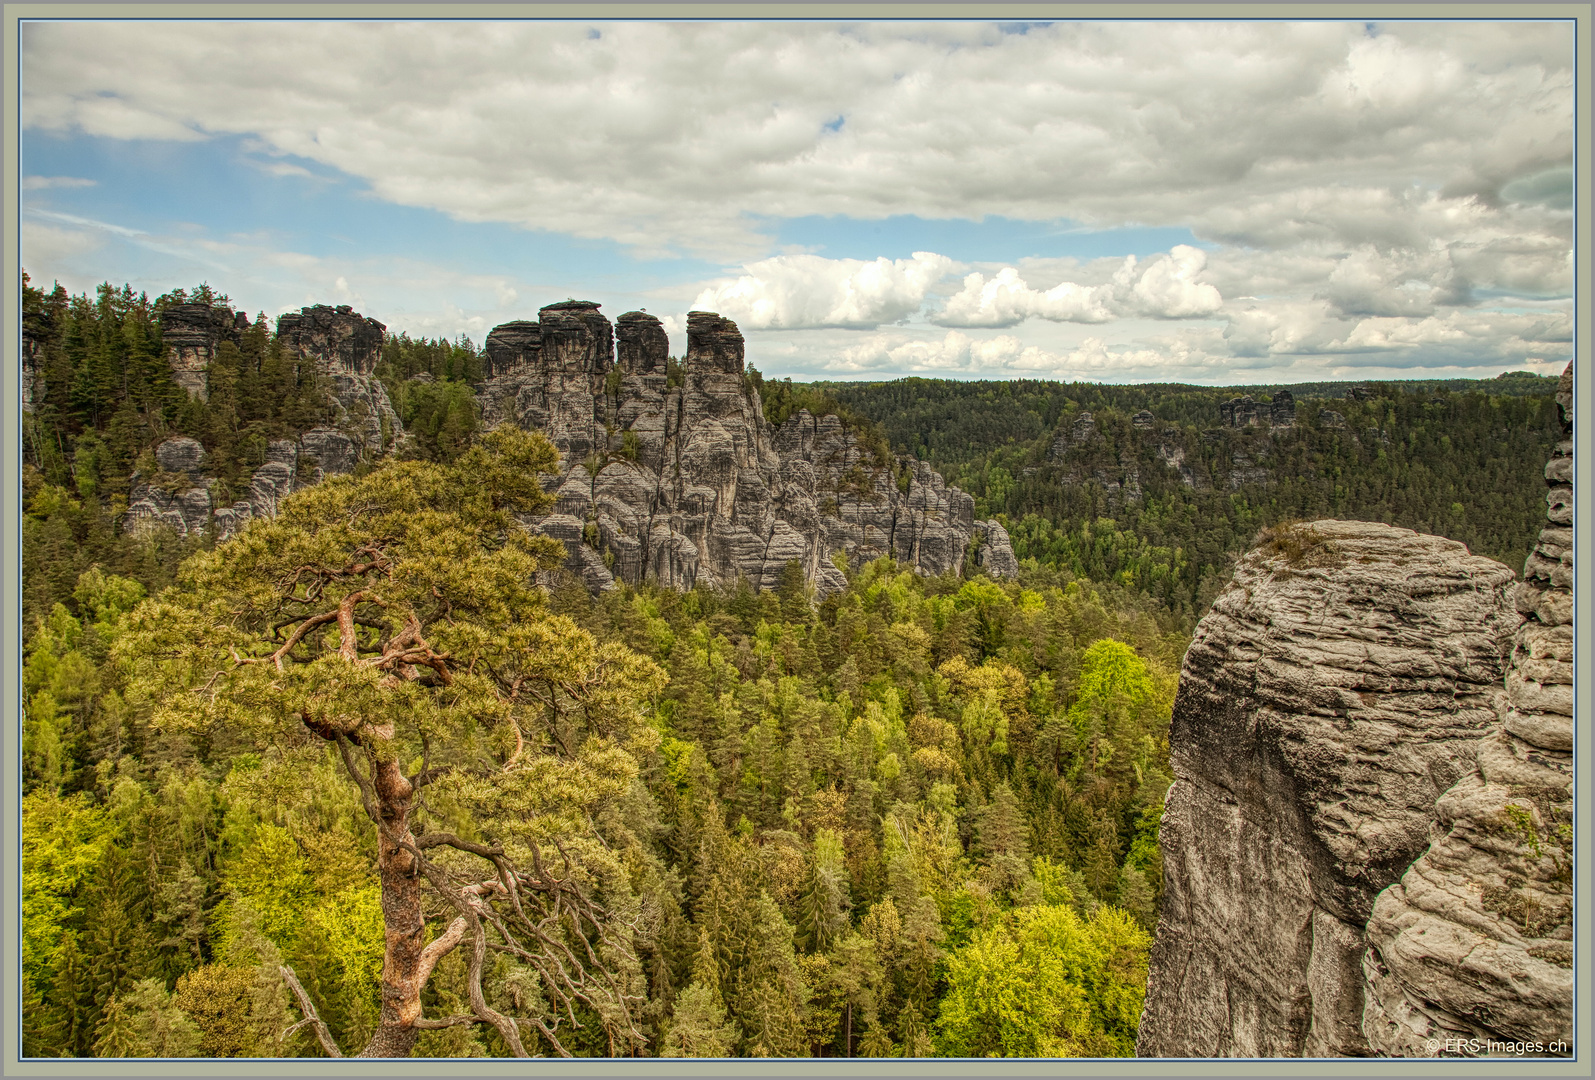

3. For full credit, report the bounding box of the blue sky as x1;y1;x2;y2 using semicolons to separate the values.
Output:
20;19;1576;383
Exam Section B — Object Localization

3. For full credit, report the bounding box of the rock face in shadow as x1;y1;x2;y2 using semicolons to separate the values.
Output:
1360;362;1574;1057
1136;520;1519;1058
160;302;251;401
276;305;401;462
481;304;1015;593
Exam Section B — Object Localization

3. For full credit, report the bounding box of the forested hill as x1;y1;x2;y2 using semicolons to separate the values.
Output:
819;374;1563;617
19;273;1563;1061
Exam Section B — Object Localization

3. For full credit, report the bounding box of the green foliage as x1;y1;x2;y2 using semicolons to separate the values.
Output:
824;376;1562;616
92;978;203;1058
933;903;1151;1058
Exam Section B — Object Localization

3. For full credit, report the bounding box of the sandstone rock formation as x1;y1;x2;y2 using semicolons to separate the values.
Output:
276;305;401;460
21;305;49;414
138;297;1014;591
481;303;1014;593
1360;362;1574;1057
1220;390;1296;429
1137;520;1520;1058
160;301;250;401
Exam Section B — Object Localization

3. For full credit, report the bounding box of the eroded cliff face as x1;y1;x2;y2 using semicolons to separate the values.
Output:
137;299;1014;591
1139;361;1575;1059
128;305;396;540
480;303;1015;593
1360;364;1574;1057
1137;521;1520;1057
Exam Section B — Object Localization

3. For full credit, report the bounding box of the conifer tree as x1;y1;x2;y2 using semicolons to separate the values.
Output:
116;426;665;1058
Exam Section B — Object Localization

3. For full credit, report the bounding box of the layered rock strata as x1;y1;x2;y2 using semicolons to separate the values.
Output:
481;303;1014;593
133;298;1011;589
160;302;251;401
1137;520;1520;1057
1360;363;1574;1057
1220;390;1296;429
126;434;328;541
275;305;401;460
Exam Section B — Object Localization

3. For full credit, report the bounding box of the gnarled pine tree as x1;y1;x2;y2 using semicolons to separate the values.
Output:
117;427;665;1058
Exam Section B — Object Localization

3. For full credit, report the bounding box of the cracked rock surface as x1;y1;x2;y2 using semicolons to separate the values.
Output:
1137;519;1519;1058
481;304;1014;593
1360;362;1574;1058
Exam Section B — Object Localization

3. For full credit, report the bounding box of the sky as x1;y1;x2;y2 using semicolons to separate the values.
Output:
18;18;1577;385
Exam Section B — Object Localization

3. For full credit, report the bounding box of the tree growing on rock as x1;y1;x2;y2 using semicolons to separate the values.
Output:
116;426;666;1058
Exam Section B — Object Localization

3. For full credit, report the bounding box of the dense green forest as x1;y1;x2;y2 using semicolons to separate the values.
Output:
24;429;1180;1059
822;375;1563;616
19;274;1561;1058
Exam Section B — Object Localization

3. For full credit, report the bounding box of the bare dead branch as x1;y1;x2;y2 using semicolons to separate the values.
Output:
279;964;344;1058
413;1014;485;1030
332;732;383;826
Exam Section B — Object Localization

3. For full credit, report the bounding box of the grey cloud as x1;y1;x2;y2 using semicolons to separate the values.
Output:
20;21;1573;260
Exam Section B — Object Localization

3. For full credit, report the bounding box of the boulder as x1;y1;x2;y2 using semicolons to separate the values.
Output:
155;436;207;475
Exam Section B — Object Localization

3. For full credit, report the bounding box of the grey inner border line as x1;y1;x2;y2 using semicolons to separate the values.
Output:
2;3;1588;1077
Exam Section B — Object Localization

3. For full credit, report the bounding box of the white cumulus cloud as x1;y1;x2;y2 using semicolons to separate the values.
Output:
691;251;955;329
933;246;1222;327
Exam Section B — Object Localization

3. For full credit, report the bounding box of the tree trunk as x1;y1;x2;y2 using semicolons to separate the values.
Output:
358;756;426;1058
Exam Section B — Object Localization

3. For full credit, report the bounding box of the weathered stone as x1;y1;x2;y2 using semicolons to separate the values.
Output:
275;305;401;459
973;520;1019;577
297;427;362;480
276;304;385;376
155;436;207;475
1361;360;1574;1058
125;481;212;538
1137;520;1519;1059
161;302;246;401
1319;409;1347;430
21;306;49;413
617;311;670;376
1219;390;1296;429
483;321;541;379
482;304;1013;595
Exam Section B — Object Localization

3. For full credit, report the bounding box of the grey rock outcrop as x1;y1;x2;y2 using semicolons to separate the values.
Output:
21;306;49;413
161;302;250;401
155;436;207;475
1220;390;1295;429
276;305;401;460
1360;362;1574;1057
481;304;1013;594
126;437;216;537
483;320;541;378
1137;520;1520;1058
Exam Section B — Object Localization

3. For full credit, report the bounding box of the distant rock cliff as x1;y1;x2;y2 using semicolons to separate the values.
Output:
134;299;1016;593
128;305;398;540
159;301;251;401
1138;362;1575;1059
480;302;1015;593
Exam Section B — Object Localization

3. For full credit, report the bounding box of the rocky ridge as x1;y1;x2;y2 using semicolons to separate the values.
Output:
480;302;1015;592
130;299;1015;592
127;305;399;540
1138;361;1575;1058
